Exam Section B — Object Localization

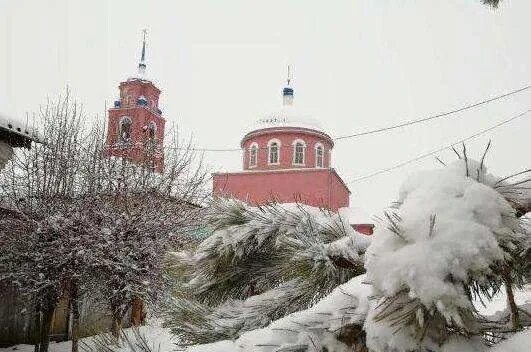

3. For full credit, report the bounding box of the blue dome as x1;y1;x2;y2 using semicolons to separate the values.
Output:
137;96;148;106
283;87;294;96
114;100;121;108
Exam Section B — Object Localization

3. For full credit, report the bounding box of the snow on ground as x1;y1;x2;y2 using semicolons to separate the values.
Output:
0;286;529;352
0;322;176;352
491;329;531;352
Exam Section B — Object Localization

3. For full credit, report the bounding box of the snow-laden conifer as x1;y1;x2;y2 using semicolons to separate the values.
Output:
178;149;529;352
164;198;370;344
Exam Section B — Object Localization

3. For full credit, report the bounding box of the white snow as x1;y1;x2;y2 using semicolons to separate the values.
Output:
0;323;175;352
364;159;525;352
491;329;531;351
245;105;326;135
475;285;530;316
187;275;371;352
338;206;372;224
190;201;371;267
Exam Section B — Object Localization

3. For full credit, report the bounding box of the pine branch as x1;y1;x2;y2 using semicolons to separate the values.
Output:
165;198;371;344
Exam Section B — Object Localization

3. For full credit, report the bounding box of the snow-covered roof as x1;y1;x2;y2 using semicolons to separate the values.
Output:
126;76;155;85
244;105;325;135
0;113;40;146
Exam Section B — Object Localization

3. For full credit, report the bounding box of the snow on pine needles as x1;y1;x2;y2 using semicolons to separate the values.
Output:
364;158;527;351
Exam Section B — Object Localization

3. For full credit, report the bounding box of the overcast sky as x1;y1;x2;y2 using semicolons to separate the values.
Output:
1;0;530;214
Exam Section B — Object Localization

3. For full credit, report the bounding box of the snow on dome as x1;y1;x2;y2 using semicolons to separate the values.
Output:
126;75;155;84
245;105;325;134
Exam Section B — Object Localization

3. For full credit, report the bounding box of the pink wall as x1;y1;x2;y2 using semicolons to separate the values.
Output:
241;127;333;170
118;80;161;110
105;80;165;172
352;224;374;236
213;168;350;211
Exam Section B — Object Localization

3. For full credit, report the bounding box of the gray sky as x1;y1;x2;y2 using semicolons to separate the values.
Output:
1;0;530;214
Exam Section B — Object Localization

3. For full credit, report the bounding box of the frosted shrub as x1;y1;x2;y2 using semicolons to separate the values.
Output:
364;159;525;351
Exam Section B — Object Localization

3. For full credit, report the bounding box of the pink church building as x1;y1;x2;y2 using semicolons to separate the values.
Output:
105;31;165;172
213;79;351;213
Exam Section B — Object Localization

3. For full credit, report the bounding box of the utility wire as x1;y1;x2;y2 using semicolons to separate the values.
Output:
345;109;531;184
333;84;531;141
158;84;531;151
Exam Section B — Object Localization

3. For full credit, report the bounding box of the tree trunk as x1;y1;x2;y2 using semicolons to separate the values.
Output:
33;302;41;352
503;270;522;330
38;304;55;352
70;283;80;352
110;303;124;339
130;297;145;326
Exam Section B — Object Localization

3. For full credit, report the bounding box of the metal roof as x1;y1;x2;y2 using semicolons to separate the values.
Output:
0;114;40;148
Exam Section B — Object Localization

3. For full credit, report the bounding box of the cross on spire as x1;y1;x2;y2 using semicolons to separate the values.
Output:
287;64;292;86
282;64;294;106
138;29;147;75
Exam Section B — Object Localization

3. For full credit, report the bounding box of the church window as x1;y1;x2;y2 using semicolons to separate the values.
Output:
315;143;324;168
148;121;157;139
292;139;305;165
249;143;258;167
268;139;280;164
119;116;132;143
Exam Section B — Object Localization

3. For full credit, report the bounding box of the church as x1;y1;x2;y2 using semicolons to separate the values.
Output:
212;73;373;234
104;33;372;234
105;31;165;173
212;75;351;212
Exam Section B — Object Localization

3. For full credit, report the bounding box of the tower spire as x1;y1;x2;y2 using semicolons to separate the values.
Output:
282;64;294;106
138;29;147;75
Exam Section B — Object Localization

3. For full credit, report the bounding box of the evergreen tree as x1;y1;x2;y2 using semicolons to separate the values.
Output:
164;198;370;344
167;150;529;352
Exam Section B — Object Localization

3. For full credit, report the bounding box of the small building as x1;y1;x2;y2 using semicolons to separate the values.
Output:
213;77;351;212
0;114;39;169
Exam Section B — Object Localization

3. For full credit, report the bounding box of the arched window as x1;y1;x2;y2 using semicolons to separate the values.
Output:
268;139;281;164
249;143;258;167
315;143;324;168
119;116;132;142
292;139;306;165
147;121;157;139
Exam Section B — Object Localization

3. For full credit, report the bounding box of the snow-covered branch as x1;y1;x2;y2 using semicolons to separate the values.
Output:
165;199;370;344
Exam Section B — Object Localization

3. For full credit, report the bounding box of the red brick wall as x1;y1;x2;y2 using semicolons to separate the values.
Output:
118;80;161;110
213;168;350;211
105;80;165;172
241;127;333;170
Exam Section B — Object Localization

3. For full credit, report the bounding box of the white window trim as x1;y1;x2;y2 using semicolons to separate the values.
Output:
315;143;324;168
248;142;258;168
292;139;306;165
267;138;281;165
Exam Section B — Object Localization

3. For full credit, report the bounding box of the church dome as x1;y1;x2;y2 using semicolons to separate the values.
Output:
240;79;333;171
249;105;324;132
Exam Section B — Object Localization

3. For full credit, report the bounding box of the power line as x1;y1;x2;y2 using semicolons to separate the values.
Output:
159;84;531;151
345;109;531;184
333;84;531;141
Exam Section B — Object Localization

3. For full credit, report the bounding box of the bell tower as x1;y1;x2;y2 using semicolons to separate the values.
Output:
105;30;165;172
